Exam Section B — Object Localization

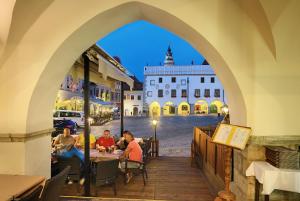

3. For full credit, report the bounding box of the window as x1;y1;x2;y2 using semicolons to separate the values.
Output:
181;89;187;97
181;79;186;85
147;91;152;97
214;89;220;97
201;77;205;83
204;89;210;97
211;77;215;83
194;89;200;98
171;77;176;83
158;89;163;97
150;80;155;86
137;95;141;100
131;95;134;100
123;95;126;100
171;89;176;98
75;113;81;117
159;77;163;83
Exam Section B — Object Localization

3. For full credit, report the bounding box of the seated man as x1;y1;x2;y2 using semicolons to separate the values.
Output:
96;130;115;151
120;131;143;182
75;131;96;150
53;127;84;162
53;127;85;184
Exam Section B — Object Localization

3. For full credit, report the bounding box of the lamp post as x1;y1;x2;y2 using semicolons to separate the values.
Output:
221;104;230;124
152;119;158;141
151;119;159;157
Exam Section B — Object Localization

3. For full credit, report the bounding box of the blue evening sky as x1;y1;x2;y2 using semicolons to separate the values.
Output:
97;20;205;81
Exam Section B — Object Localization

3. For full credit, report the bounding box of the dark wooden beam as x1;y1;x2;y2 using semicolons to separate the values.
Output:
120;81;124;136
83;52;91;196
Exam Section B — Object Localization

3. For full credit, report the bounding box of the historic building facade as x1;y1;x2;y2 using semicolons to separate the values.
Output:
144;46;226;116
55;45;132;116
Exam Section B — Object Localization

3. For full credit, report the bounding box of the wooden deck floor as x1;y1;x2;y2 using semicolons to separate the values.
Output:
61;157;214;201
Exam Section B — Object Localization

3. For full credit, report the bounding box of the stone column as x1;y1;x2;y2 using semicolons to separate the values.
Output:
0;130;52;178
231;144;266;201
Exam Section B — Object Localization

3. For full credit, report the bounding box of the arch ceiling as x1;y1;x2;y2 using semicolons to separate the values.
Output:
1;0;299;137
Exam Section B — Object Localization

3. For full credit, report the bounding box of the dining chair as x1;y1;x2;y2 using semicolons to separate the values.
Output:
12;185;43;201
39;166;70;201
91;159;119;196
124;159;148;186
56;156;81;191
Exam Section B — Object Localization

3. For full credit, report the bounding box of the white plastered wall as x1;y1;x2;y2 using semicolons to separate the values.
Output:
0;0;300;176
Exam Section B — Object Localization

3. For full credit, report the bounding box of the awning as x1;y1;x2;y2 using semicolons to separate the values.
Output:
97;55;134;89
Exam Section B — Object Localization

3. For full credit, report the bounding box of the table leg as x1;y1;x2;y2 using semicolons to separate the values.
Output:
255;179;260;201
264;195;269;201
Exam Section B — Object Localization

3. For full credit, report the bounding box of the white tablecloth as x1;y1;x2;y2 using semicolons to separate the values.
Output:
246;161;300;195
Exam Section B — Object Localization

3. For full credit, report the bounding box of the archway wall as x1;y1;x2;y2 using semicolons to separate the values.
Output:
0;0;299;137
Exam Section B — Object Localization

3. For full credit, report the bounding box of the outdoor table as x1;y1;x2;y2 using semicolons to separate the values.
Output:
89;149;123;161
246;161;300;201
0;174;45;201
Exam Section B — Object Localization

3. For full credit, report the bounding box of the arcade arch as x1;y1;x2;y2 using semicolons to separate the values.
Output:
149;101;161;118
210;100;224;114
178;102;190;116
163;101;176;116
194;100;209;114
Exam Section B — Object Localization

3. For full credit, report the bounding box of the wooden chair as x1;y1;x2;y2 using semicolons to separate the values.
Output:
91;159;119;196
124;159;148;186
56;156;81;191
39;166;70;201
12;185;43;201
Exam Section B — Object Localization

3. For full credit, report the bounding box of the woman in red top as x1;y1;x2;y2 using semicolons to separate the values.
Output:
96;130;115;151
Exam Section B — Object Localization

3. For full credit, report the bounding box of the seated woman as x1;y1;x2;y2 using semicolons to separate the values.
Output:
96;130;115;151
52;127;84;162
75;131;96;150
120;131;143;182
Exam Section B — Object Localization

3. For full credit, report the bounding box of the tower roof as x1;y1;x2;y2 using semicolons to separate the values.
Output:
164;45;175;66
202;59;209;65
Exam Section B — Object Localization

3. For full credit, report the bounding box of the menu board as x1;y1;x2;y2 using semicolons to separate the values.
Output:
212;123;252;150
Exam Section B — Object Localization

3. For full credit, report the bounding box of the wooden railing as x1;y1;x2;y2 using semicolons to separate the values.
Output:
191;126;226;192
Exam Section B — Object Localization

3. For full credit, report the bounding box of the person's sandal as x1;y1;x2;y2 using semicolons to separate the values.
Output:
126;173;132;183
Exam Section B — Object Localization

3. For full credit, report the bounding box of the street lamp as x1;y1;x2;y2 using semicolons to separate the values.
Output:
221;104;229;114
152;119;158;141
151;119;159;157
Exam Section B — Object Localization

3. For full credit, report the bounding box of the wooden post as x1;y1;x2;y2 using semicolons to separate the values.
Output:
120;81;124;137
214;146;236;201
83;52;91;196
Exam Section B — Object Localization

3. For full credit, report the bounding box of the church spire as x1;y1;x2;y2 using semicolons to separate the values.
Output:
164;45;175;66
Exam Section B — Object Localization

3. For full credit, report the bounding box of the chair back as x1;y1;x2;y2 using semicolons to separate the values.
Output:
40;166;70;201
13;185;43;201
94;159;119;185
57;156;81;181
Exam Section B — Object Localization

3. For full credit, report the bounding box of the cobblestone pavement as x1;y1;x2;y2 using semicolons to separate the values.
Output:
89;115;223;157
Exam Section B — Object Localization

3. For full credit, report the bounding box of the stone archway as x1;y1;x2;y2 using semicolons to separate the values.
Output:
210;100;224;114
0;0;255;176
149;101;161;118
163;101;176;116
133;106;139;116
194;100;209;114
178;101;190;116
